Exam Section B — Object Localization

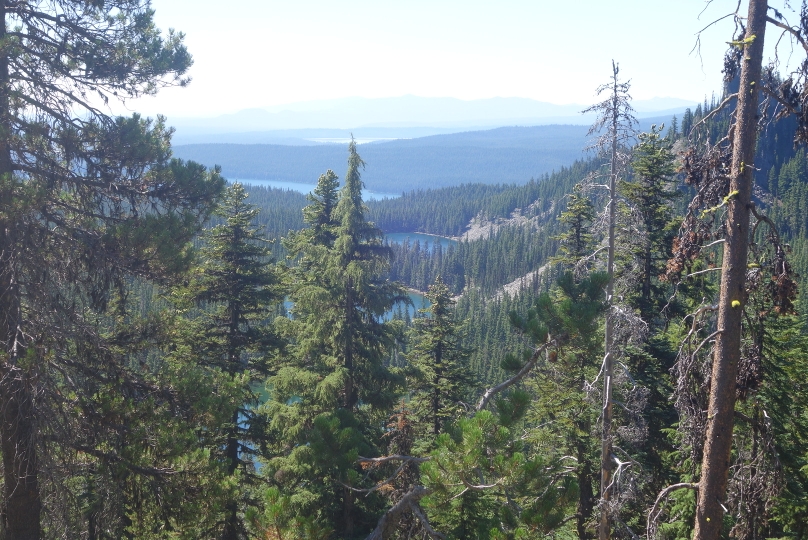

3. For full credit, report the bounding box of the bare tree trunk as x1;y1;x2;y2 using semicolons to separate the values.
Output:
599;60;620;540
693;1;767;538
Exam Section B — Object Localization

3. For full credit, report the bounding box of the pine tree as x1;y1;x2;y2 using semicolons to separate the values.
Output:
0;3;221;537
693;4;766;537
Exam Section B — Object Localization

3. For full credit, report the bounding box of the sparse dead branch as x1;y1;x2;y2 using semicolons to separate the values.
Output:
647;483;699;539
476;338;556;411
688;93;738;136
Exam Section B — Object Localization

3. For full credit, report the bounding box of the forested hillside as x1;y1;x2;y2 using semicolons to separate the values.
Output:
188;89;808;537
171;126;588;192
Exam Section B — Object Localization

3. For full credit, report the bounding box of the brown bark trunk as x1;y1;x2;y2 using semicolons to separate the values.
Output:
0;370;41;540
342;486;355;539
693;2;767;538
0;3;40;538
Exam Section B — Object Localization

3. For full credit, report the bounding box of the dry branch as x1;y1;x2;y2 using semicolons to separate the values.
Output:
647;483;699;539
476;338;555;411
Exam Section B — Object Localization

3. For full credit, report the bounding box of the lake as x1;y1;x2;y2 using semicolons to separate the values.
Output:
233;178;400;200
390;290;430;321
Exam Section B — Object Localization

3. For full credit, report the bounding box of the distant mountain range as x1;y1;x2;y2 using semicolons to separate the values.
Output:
172;116;677;193
166;95;697;145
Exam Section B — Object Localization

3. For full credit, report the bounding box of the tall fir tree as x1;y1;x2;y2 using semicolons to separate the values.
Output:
620;125;679;322
178;182;284;540
265;141;405;538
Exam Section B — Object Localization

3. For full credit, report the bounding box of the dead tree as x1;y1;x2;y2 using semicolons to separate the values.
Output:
693;2;768;537
582;60;638;540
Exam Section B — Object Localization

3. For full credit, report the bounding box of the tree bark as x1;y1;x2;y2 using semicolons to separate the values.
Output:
0;3;41;537
0;371;41;540
693;1;767;538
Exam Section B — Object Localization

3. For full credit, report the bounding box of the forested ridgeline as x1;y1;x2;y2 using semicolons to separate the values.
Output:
171;125;593;192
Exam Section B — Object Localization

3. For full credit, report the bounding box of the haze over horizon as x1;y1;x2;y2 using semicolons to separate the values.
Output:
115;0;771;120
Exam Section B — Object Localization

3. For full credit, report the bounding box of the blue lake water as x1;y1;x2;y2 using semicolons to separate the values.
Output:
233;178;400;200
391;290;429;321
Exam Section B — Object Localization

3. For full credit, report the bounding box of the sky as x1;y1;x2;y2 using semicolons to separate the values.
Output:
120;0;789;119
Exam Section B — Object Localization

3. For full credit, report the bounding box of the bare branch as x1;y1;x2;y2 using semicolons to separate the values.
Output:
364;486;435;540
765;16;808;53
476;338;556;411
647;483;699;539
409;503;447;540
684;267;723;279
358;455;430;465
688;93;738;137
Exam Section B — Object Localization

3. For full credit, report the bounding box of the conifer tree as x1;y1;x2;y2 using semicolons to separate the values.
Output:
583;60;637;539
298;169;341;249
265;141;405;538
620;126;679;321
0;3;222;537
553;184;596;271
180;182;283;540
407;276;474;437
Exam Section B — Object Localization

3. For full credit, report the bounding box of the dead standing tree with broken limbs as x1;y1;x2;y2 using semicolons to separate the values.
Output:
655;1;808;538
582;60;640;540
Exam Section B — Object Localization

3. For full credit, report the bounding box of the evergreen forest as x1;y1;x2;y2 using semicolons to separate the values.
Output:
5;1;808;540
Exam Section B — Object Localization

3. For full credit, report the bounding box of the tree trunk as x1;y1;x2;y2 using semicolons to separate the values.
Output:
0;3;40;538
599;60;620;540
693;1;767;538
221;411;240;540
344;277;355;410
0;370;41;540
577;440;595;540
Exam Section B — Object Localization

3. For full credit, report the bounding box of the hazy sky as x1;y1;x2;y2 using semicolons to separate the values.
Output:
120;1;782;118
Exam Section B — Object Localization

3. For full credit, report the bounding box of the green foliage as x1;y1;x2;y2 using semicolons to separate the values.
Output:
169;182;285;538
407;276;475;437
553;184;596;268
421;410;576;539
264;142;406;538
